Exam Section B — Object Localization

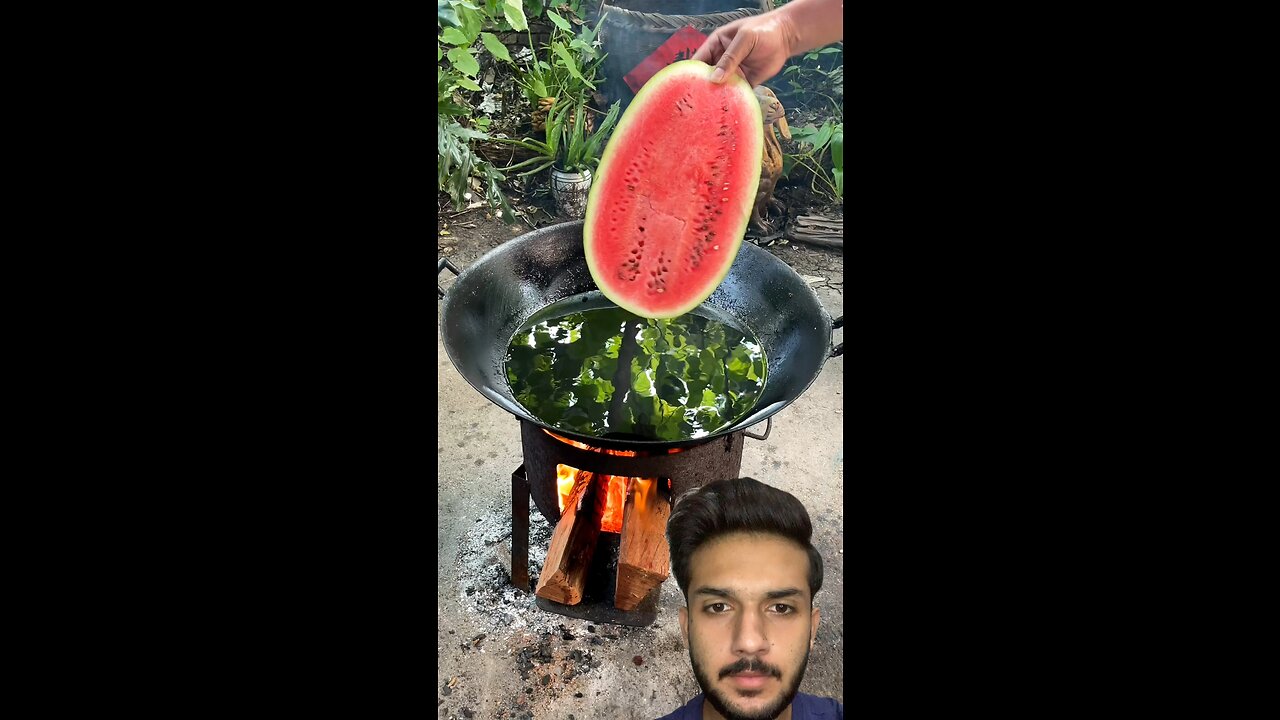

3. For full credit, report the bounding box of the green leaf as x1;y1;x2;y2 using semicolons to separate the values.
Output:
450;125;490;142
447;47;480;77
503;0;528;32
700;388;718;409
811;122;834;150
438;44;443;61
458;5;482;42
818;47;842;54
456;77;482;92
480;32;512;63
631;362;653;396
531;77;547;98
789;124;821;143
438;0;461;27
440;27;469;45
552;43;584;82
726;351;752;377
546;9;572;33
831;129;843;171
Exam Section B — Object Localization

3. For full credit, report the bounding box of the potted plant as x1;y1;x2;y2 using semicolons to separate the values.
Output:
487;10;623;218
494;96;620;218
549;97;620;217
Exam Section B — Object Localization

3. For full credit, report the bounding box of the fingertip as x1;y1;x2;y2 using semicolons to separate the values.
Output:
710;67;726;83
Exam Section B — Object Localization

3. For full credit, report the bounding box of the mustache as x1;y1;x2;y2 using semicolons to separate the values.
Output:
718;657;783;680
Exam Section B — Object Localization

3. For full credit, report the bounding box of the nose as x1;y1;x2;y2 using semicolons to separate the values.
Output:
730;607;769;656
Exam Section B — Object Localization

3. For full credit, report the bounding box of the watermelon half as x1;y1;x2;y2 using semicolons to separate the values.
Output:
583;60;763;319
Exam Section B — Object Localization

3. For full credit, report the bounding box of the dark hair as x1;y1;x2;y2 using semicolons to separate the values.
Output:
666;476;824;602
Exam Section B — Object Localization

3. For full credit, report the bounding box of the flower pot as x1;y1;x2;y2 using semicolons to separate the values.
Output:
550;167;592;219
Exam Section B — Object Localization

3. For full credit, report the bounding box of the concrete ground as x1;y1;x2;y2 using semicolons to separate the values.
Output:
437;220;843;720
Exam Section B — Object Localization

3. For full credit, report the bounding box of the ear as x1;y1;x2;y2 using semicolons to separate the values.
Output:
809;605;821;649
679;606;689;646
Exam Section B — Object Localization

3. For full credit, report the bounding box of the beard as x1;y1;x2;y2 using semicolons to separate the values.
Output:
688;635;810;720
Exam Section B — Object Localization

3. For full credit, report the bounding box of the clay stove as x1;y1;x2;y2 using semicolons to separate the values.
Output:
510;418;768;627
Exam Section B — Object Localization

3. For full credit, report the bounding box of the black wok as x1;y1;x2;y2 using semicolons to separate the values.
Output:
438;220;841;451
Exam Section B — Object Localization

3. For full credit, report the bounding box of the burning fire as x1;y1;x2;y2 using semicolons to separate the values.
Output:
556;466;630;533
547;431;677;534
544;430;688;455
632;477;655;515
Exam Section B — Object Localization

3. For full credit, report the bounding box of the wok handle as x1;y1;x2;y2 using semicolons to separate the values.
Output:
743;417;772;441
830;315;844;357
438;257;461;298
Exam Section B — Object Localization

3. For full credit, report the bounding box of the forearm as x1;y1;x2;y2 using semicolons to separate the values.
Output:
776;0;844;56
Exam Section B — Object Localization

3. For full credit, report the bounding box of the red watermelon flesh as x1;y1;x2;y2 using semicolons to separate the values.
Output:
584;60;763;319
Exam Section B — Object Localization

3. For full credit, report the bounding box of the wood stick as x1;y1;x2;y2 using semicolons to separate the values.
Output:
535;470;608;605
614;478;671;611
786;214;844;249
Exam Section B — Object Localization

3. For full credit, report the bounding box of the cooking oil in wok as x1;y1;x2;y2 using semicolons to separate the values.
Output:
503;302;767;442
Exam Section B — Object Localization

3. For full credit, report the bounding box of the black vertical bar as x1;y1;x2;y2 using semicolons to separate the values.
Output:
512;464;530;592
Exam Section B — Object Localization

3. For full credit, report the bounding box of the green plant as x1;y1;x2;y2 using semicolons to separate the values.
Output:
560;98;620;172
489;9;617;177
437;0;529;220
514;10;606;106
783;120;844;202
778;45;843;113
443;0;549;33
439;117;518;220
549;0;588;20
493;97;621;176
439;0;525;87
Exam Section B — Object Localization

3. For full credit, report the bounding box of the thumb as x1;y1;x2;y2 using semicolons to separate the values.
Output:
710;30;753;84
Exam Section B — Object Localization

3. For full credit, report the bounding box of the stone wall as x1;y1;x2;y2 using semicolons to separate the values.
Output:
496;19;556;58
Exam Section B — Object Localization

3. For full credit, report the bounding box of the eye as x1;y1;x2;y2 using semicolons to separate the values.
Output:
704;603;730;614
770;604;795;615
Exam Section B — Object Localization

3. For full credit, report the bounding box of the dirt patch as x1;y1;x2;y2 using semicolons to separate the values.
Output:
441;495;699;719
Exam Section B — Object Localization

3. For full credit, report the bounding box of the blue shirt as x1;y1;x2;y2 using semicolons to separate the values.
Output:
655;692;843;720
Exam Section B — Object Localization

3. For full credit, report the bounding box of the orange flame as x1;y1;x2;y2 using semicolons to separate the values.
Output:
543;429;687;455
556;465;578;510
546;432;673;534
601;475;628;533
633;478;654;515
555;466;651;534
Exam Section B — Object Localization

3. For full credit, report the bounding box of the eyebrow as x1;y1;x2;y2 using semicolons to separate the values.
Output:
692;587;804;600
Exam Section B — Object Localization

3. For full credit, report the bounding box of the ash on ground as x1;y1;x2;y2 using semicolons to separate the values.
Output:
453;496;555;635
452;496;661;642
447;497;685;719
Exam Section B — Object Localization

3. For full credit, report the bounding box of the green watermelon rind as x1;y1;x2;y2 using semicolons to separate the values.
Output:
583;60;763;320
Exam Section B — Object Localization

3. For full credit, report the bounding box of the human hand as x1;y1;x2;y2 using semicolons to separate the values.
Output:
692;12;801;87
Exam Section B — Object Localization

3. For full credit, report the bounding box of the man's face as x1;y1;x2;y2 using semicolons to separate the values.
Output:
678;532;820;720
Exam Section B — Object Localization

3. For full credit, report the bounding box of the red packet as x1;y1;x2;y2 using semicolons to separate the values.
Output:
623;26;708;94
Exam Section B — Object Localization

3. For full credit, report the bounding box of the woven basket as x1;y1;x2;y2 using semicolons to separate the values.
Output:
592;3;769;110
601;0;770;13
